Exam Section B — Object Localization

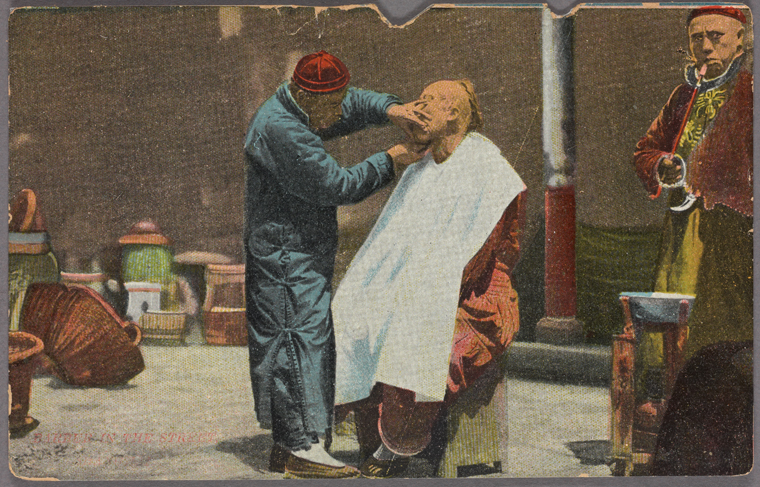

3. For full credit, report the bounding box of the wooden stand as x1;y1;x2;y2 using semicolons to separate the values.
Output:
610;295;690;476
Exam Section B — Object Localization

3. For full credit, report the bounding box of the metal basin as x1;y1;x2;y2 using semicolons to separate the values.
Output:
619;292;695;324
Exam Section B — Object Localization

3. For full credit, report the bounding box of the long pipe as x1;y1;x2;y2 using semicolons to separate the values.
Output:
671;63;708;154
668;63;707;212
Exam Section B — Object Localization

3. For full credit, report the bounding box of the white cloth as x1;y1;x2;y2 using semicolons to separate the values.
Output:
332;133;525;403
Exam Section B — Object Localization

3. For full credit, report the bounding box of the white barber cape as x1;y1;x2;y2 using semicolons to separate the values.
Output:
332;133;525;403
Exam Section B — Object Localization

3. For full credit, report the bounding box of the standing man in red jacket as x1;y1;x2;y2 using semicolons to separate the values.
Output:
633;6;752;360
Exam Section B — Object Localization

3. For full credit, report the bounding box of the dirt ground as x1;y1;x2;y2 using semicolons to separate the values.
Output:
7;326;612;481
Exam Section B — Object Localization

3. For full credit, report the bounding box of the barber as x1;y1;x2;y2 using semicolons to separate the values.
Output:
243;51;425;479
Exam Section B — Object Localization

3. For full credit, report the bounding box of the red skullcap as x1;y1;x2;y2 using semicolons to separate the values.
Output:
688;5;747;24
292;51;350;93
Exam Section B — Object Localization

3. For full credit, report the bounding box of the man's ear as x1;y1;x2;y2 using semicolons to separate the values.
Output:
290;83;310;107
447;106;460;122
736;27;745;55
295;90;318;118
292;88;306;106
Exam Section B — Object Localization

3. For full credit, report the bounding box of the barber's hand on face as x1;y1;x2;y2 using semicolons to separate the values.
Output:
658;156;683;185
387;103;428;139
387;141;429;169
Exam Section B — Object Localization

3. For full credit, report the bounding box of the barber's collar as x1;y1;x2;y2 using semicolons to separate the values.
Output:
685;54;744;92
276;82;311;126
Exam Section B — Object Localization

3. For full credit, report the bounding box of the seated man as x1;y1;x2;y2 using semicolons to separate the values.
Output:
331;79;526;478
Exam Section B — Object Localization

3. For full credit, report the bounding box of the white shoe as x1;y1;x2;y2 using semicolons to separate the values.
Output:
290;441;345;467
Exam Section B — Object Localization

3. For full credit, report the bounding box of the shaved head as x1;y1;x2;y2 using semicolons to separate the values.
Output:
409;79;483;146
406;79;484;163
424;80;483;132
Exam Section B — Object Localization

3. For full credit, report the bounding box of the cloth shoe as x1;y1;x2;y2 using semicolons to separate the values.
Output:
359;455;411;478
284;454;360;479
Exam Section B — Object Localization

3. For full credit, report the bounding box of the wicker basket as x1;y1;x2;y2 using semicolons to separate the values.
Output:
9;331;44;438
203;264;246;346
139;311;187;343
21;283;145;387
204;308;247;346
8;231;51;255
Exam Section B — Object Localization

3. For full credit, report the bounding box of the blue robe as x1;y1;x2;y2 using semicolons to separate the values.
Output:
243;82;399;449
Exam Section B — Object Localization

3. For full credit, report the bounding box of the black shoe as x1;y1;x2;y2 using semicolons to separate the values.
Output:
269;444;290;473
9;416;40;439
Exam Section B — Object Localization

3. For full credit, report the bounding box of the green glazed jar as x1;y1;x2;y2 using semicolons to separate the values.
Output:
119;220;180;311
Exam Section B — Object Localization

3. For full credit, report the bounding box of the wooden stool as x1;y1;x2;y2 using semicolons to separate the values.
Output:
334;357;509;477
436;357;508;478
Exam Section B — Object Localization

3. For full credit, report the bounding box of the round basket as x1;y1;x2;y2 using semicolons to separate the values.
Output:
139;310;187;343
204;308;247;346
8;232;51;255
9;331;44;364
203;264;246;346
60;272;108;296
9;188;37;233
206;263;245;275
21;283;145;387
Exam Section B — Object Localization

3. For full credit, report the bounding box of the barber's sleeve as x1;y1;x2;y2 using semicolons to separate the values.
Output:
319;88;402;139
261;120;394;206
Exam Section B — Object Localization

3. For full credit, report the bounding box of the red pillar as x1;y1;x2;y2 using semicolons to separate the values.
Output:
535;185;584;344
544;185;577;317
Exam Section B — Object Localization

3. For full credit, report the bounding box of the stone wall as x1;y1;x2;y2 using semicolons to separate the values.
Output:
9;6;748;286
